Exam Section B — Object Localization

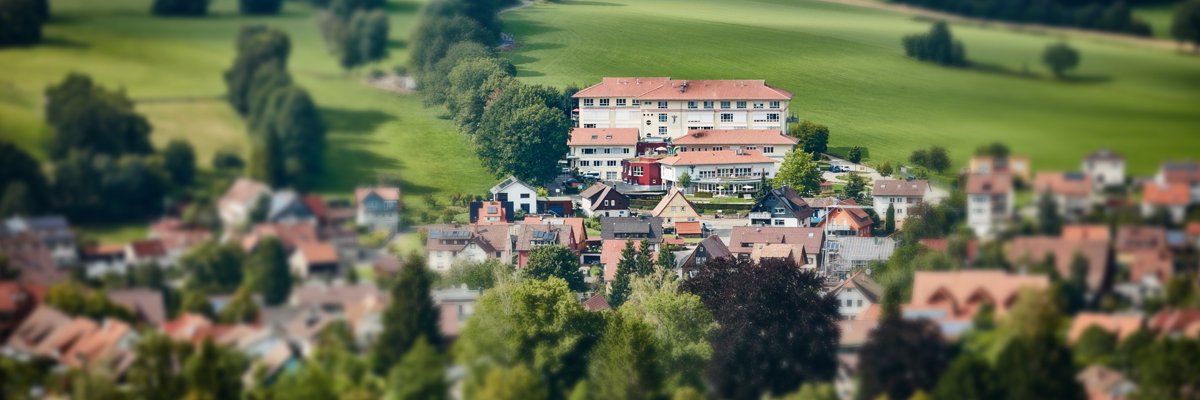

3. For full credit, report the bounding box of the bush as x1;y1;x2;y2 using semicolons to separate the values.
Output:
152;0;210;16
239;0;283;14
0;0;44;46
902;21;966;67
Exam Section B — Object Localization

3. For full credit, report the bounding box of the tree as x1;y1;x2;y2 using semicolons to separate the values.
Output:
239;0;282;14
211;150;245;171
884;204;896;234
218;286;259;323
928;145;950;174
183;339;247;400
443;259;510;290
523;245;586;292
902;21;966;66
857;318;950;400
0;142;49;216
1037;193;1062;235
1171;0;1200;51
180;288;214;317
456;278;601;399
180;241;246;294
847;146;864;163
387;336;446;400
789;120;830;155
474;364;548;400
474;84;571;185
251;85;326;188
1073;326;1117;367
774;150;822;195
45;73;154;159
342;10;390;68
152;0;210;16
0;0;42;46
620;271;715;393
608;241;638;308
163;139;196;186
976;142;1010;159
269;361;338;400
842;172;867;200
933;353;1005;400
1133;337;1200;399
447;56;516;134
1043;42;1081;78
128;332;190;400
225;26;291;116
878;161;893;176
247;237;291;305
656;244;676;271
909;149;929;169
682;258;839;398
372;254;442;375
677;172;692;192
995;289;1085;400
585;312;665;399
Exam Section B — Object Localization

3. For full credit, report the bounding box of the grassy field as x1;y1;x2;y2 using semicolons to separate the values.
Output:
1135;4;1178;39
0;0;494;213
502;0;1200;175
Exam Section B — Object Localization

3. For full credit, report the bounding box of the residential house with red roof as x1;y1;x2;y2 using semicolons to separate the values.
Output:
965;173;1014;239
871;179;931;224
750;186;813;227
670;129;798;161
218;178;271;230
470;200;513;225
1141;181;1190;223
1154;161;1200;202
1034;171;1095;219
1068;312;1144;344
148;218;212;258
820;199;874;237
0;281;36;338
126;239;172;267
729;226;824;267
355;186;402;233
831;271;884;320
567;127;639;181
651;187;700;227
572;77;792;140
514;222;577;268
1148;308;1200;338
1008;236;1109;294
425;224;515;272
289;242;340;278
658;150;778;196
905;270;1049;336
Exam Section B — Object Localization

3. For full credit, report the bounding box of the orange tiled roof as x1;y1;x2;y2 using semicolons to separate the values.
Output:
573;77;792;100
1068;312;1144;344
567;128;639;146
672;129;797;146
1034;171;1093;197
908;270;1049;320
658;150;775;166
1142;182;1190;206
966;173;1012;195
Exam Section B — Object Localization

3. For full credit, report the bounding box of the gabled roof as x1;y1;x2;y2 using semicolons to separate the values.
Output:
297;242;339;265
908;270;1049;318
1008;236;1109;291
1062;224;1110;242
1142;182;1190;206
651;187;697;217
355;186;401;204
583;294;612;312
573;77;793;100
833;271;885;303
966;173;1013;195
4;305;70;354
600;216;664;241
583;183;629;212
675;221;702;236
268;190;312;221
1116;226;1168;253
672;129;798;146
1034;171;1092;197
490;176;536;195
128;239;167;258
601;239;636;282
658;150;776;166
696;235;732;259
1148;309;1200;337
872;179;929;197
729;226;823;257
243;222;318;251
425;224;513;253
1128;250;1172;284
572;77;672;98
524;216;587;245
219;178;270;209
108;288;166;325
1068;312;1143;343
567;128;639;146
753;186;812;220
515;223;573;252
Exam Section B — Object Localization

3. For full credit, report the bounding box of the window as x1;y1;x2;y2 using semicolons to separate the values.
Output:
658;101;668;109
616;99;626;106
857;300;863;307
712;146;722;151
579;160;590;166
583;123;597;128
623;148;630;154
721;101;731;109
736;101;747;109
774;219;785;226
753;102;764;109
658;113;667;122
583;99;594;107
632;99;641;106
633;166;644;176
720;113;733;122
767;113;779;122
703;101;714;109
599;98;610;106
687;101;697;109
770;101;781;109
763;146;774;154
582;148;596;155
520;193;530;198
607;161;618;167
658;126;668;135
606;171;618;180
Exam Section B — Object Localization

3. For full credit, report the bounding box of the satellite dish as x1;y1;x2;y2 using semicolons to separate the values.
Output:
865;268;872;276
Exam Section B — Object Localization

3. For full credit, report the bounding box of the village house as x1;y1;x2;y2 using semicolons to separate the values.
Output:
425;224;515;271
567;127;639;181
218;178;271;230
434;285;480;342
1077;365;1137;400
514;223;577;268
831;271;884;320
125;239;172;267
1115;249;1173;305
490;176;538;215
621;156;666;188
820;199;874;237
1154;161;1200;203
266;190;316;224
750;186;813;227
1068;312;1144;344
600;215;665;242
107;288;167;325
729;226;824;267
289;242;340;278
1033;171;1095;219
241;222;319;252
0;281;36;339
1115;226;1168;265
967;154;1031;181
658;150;778;196
674;221;703;239
522;216;588;250
1140;181;1190;223
904;270;1050;336
0;225;64;286
81;243;127;278
4;216;76;266
148;218;212;258
1083;149;1126;190
670;129;798;161
871;179;931;225
679;235;732;277
469;200;514;225
651;187;700;227
1007;236;1109;294
1148;308;1200;338
355;186;401;233
965;173;1014;239
580;182;630;218
3;306;139;378
572;77;792;140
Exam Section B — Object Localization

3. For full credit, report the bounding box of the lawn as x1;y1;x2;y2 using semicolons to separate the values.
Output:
0;0;493;213
501;0;1200;176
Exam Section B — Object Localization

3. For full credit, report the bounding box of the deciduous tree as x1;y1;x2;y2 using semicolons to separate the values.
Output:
1043;42;1081;78
523;245;586;292
371;254;442;375
387;336;446;400
163;139;196;186
0;0;43;46
857;317;950;400
1171;0;1200;51
773;150;822;195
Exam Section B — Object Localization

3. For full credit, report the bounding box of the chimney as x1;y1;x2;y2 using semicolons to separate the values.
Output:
679;80;689;93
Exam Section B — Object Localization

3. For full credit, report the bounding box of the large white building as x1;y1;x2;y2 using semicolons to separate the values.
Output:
658;150;778;196
572;77;792;141
670;129;798;161
966;174;1014;240
566;128;639;181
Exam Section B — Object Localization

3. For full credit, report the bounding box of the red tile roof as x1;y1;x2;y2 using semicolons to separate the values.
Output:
355;186;401;204
583;294;612;311
1062;225;1110;242
1008;236;1108;291
1068;313;1143;343
572;77;672;98
1034;171;1093;197
965;173;1013;195
908;270;1049;320
1128;250;1172;284
128;239;167;258
601;240;637;283
675;221;702;236
567;128;640;146
1149;309;1200;338
1142;182;1190;206
671;129;797;146
573;77;792;100
297;242;339;265
658;150;776;166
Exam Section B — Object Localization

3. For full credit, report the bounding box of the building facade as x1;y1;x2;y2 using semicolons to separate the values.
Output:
966;174;1014;240
658;150;778;196
566;128;639;181
871;179;930;224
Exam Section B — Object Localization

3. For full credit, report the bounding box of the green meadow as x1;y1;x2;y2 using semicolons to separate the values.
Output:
502;0;1200;174
0;0;494;211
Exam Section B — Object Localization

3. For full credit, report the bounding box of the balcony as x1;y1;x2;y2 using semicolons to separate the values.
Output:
748;212;772;220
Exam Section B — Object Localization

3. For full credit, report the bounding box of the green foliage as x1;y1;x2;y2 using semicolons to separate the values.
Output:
608;240;638;308
46;281;135;322
45;73;154;159
682;258;839;398
128;332;191;400
443;259;510;290
239;0;282;15
841;172;867;201
895;0;1149;35
163;139;197;186
1133;337;1200;399
878;161;894;176
456;278;601;399
447;56;516;134
847;146;864;163
371;254;442;375
248;84;326;188
226;25;291;115
523;245;586;292
902;21;966;67
994;288;1085;400
387;336;447;400
180;288;214;317
0;0;43;46
933;353;1005;400
326;9;390;70
269;361;338;400
211;150;245;171
773;150;822;195
1043;42;1081;78
1037;193;1063;235
217;286;259;323
677;172;692;190
180;241;246;294
788;119;830;155
1173;0;1200;48
884;204;896;234
474;83;571;185
151;0;210;16
856;318;951;400
1073;325;1117;367
246;237;291;305
584;312;665;399
183;339;247;400
0;142;49;216
620;270;714;393
474;364;548;400
773;382;839;400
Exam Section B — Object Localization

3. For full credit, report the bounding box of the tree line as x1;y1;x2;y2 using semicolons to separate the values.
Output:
0;0;49;46
893;0;1152;35
409;0;575;186
152;0;285;16
224;25;327;189
314;0;391;70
